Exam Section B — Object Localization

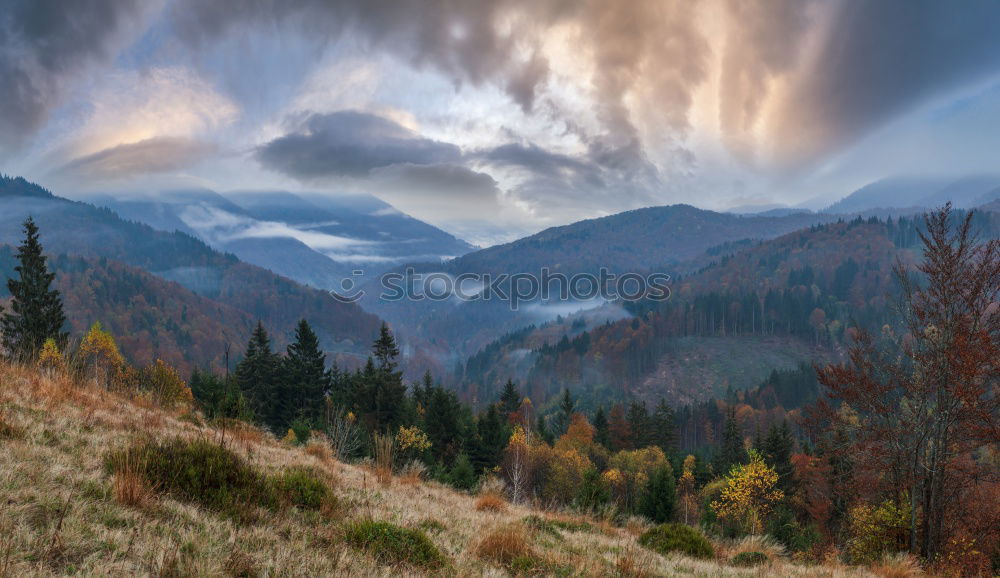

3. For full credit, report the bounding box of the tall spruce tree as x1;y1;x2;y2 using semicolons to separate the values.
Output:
715;408;746;474
498;379;521;417
593;406;611;448
639;464;677;523
279;319;330;428
651;398;677;457
235;322;280;429
555;388;575;435
1;218;67;360
370;323;406;431
762;421;795;494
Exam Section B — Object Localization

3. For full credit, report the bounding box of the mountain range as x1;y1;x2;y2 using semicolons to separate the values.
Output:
85;188;474;290
0;176;382;372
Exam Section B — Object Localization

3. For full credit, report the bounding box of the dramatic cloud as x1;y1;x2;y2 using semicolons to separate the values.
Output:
0;0;150;152
54;137;216;179
256;111;461;179
763;0;1000;167
5;0;1000;239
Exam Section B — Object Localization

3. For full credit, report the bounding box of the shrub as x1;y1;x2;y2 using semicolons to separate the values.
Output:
731;551;769;567
288;418;312;445
106;437;272;519
638;523;714;560
271;467;336;511
343;520;446;569
138;359;193;408
106;437;334;521
845;500;909;564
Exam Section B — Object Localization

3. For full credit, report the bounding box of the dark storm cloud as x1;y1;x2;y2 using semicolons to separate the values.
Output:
256;111;461;179
765;0;1000;166
168;0;556;112
0;0;144;152
54;137;217;179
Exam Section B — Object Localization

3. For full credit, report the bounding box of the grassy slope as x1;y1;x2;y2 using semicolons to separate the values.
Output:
0;363;875;577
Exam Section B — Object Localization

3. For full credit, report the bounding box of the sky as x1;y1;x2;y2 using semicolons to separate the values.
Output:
3;0;1000;246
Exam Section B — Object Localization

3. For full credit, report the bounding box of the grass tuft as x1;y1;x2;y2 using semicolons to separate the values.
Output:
474;491;506;512
731;551;770;567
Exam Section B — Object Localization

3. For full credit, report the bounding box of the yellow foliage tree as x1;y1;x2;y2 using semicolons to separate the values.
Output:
605;446;667;510
711;449;784;535
395;425;432;461
37;338;66;376
139;358;193;408
677;454;699;525
844;499;910;564
75;322;132;390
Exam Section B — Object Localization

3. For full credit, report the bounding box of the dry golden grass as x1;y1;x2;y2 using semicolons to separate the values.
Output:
473;523;537;567
870;553;924;578
474;491;507;513
0;360;887;577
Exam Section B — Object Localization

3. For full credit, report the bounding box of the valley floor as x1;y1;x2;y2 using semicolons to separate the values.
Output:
0;363;885;577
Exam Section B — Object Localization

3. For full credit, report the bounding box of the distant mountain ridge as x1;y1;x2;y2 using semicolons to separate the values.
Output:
86;188;474;289
0;175;382;367
826;175;1000;214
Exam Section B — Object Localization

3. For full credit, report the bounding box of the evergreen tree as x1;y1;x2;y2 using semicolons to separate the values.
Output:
627;401;652;448
576;467;611;511
278;319;330;427
471;405;508;473
235;322;281;429
651;398;677;457
424;382;464;463
593;406;611;448
639;464;677;523
555;388;576;435
1;218;67;360
370;323;406;431
448;453;477;490
762;421;795;495
498;378;521;417
715;408;746;474
190;368;250;420
536;413;554;445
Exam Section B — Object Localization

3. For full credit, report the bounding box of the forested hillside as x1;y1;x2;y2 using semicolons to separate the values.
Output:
457;210;1000;414
0;176;382;366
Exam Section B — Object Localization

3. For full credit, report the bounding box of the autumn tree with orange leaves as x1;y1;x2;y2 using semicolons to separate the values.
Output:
816;204;999;562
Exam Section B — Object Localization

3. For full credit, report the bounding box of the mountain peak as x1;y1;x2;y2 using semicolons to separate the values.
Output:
0;175;56;199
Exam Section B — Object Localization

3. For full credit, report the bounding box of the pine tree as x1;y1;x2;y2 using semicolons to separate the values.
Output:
627;401;652;448
1;218;67;360
593;406;611;448
639;464;677;523
762;421;795;495
715;408;746;474
498;378;521;417
651;398;677;457
471;404;508;473
235;322;280;429
279;319;330;428
555;388;575;435
448;453;477;490
370;323;406;432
